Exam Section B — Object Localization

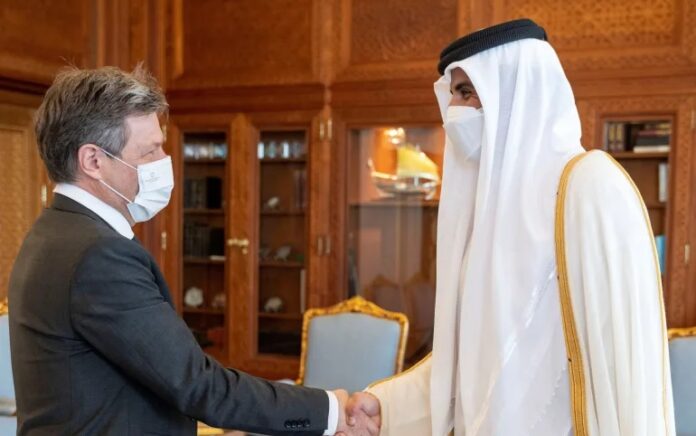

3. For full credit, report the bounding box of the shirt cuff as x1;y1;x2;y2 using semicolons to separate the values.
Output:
323;390;339;435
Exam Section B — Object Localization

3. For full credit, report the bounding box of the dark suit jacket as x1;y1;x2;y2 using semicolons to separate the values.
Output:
8;194;328;435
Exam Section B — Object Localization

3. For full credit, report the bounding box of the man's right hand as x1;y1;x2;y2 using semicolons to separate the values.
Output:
334;390;381;436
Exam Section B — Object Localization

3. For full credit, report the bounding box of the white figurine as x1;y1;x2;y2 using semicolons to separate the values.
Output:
184;287;204;308
265;196;280;210
274;245;292;261
263;297;284;313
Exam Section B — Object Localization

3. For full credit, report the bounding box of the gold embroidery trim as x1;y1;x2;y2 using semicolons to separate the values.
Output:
668;326;696;339
555;152;589;436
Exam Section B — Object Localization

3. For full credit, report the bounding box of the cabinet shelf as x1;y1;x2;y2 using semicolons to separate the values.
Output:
259;260;304;268
260;210;305;216
259;158;306;164
609;151;670;160
184;256;226;265
184;158;227;164
183;307;225;316
258;313;303;321
349;200;439;208
184;208;224;215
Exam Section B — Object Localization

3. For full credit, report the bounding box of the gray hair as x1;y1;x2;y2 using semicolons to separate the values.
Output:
35;64;169;183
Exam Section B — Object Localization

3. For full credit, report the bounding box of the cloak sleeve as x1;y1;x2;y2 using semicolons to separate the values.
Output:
558;150;675;436
366;353;435;435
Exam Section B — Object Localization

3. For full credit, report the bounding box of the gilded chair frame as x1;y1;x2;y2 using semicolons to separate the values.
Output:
0;299;7;316
668;326;696;340
296;296;409;386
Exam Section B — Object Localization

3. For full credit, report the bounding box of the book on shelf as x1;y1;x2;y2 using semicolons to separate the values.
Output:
184;223;225;258
184;177;223;209
654;234;666;273
658;163;669;203
633;145;670;153
293;168;307;211
603;120;672;153
634;134;670;147
605;122;625;152
299;269;306;313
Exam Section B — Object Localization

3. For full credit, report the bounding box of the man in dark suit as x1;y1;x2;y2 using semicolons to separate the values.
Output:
8;65;380;436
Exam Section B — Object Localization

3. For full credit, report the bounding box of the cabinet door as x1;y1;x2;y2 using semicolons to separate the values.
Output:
165;115;236;364
226;111;327;380
331;107;445;366
0;101;46;301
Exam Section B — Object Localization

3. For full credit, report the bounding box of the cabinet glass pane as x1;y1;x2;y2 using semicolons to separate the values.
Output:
181;131;228;360
257;130;308;356
347;126;444;363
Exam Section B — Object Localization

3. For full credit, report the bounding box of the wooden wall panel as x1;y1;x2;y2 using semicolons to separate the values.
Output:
0;0;91;85
0;102;44;301
332;0;463;83
495;0;696;80
94;0;167;77
168;0;320;89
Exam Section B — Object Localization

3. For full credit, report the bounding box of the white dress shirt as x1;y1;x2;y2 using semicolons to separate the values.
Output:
54;183;134;239
54;183;339;434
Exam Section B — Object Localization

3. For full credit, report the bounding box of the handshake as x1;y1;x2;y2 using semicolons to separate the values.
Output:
332;390;381;436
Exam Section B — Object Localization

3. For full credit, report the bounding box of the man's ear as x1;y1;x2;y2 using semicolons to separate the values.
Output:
77;144;105;180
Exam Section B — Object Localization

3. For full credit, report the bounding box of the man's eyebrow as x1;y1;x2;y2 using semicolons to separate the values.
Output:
141;142;162;156
450;81;474;94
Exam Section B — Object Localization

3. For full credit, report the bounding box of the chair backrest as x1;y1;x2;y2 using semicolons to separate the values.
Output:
297;296;408;393
669;327;696;435
0;299;14;400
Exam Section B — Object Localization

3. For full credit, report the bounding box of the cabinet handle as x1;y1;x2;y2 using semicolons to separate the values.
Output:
324;235;331;255
228;238;250;255
317;236;325;257
327;118;333;141
161;231;167;251
685;244;691;264
319;121;325;141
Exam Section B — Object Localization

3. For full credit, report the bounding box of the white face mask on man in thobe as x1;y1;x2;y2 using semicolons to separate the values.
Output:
444;106;484;161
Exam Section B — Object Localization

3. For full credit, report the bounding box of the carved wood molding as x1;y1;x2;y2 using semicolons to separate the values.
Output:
168;0;320;89
332;0;465;83
166;84;326;114
0;0;90;85
497;0;696;78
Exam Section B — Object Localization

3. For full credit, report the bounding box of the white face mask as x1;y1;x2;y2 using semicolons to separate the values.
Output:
444;106;484;161
99;149;174;223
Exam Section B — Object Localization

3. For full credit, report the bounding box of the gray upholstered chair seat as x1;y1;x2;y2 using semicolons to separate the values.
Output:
0;303;17;434
669;328;696;436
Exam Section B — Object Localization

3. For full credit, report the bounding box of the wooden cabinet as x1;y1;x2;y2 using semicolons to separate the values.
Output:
164;111;331;378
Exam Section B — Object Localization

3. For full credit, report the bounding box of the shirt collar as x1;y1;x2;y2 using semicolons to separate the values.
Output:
53;183;135;239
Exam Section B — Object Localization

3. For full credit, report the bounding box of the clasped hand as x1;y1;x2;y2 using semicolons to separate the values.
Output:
332;390;381;436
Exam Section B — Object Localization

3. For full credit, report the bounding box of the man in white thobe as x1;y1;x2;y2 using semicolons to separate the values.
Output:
349;18;676;436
